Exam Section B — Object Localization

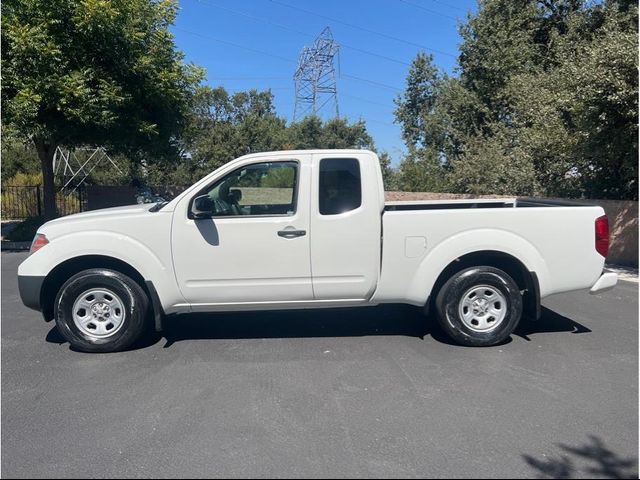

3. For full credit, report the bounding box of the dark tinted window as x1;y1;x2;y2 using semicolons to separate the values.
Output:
319;158;362;215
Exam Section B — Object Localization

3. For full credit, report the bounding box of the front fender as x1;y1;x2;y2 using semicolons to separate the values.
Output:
18;231;185;312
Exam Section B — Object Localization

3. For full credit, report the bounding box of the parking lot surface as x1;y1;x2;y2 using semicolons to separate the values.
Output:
2;251;638;478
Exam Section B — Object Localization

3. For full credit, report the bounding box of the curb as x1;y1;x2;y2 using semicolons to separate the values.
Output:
1;241;31;251
605;264;639;284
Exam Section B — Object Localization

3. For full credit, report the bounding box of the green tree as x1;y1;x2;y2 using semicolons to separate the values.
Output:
396;148;448;192
1;130;40;184
508;1;638;198
457;0;547;123
393;53;451;192
446;124;537;195
378;151;399;191
284;116;374;150
178;95;379;185
170;86;286;184
394;0;637;199
394;53;445;152
1;0;203;218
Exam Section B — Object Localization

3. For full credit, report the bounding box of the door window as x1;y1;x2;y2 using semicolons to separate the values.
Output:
195;161;298;217
319;158;362;215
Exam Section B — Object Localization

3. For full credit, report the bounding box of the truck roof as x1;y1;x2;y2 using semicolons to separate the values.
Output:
237;149;377;160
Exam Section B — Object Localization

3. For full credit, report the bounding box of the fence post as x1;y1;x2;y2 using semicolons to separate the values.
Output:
36;185;42;217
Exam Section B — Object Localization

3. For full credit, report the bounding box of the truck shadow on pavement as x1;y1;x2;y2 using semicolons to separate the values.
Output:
45;305;592;351
522;435;637;479
514;306;592;341
47;304;590;351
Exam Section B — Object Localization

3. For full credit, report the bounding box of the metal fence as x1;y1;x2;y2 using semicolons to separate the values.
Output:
2;186;41;219
1;184;188;220
1;185;85;220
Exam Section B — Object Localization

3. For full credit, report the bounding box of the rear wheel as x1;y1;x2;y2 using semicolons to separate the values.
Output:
435;266;522;346
54;269;149;353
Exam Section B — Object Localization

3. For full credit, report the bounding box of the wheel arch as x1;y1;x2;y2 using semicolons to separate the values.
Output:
40;255;154;322
425;250;541;321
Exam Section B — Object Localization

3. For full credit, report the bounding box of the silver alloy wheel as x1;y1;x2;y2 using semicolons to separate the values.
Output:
458;284;508;332
72;288;126;339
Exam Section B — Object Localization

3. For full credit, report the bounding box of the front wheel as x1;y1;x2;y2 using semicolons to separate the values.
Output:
54;269;149;353
435;266;522;347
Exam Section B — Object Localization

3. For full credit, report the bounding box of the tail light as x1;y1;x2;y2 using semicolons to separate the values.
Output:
595;215;609;258
30;233;49;253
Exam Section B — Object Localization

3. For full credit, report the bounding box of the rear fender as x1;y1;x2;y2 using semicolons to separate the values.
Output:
406;229;550;305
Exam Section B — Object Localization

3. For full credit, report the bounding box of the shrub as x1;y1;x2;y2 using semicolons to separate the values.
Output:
5;216;46;242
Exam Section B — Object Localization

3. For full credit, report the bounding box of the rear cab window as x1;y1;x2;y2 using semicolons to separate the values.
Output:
319;158;362;215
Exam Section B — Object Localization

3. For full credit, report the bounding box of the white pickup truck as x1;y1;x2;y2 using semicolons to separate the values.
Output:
18;149;617;352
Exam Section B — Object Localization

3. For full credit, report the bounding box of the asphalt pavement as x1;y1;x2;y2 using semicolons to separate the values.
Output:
1;251;638;478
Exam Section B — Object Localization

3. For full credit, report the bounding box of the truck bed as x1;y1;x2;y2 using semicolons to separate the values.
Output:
374;198;606;305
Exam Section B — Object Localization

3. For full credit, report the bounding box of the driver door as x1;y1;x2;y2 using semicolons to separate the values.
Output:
171;155;313;308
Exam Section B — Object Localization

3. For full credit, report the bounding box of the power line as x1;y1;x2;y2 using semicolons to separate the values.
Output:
341;43;410;67
196;83;398;124
222;88;294;95
208;76;291;80
340;92;395;109
196;0;412;67
269;0;456;58
173;27;294;63
207;75;402;96
204;80;396;109
364;118;397;127
397;0;458;20
175;27;405;92
191;82;397;125
424;0;468;13
341;73;403;92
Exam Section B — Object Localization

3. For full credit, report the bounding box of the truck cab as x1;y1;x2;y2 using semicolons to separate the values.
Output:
170;150;383;309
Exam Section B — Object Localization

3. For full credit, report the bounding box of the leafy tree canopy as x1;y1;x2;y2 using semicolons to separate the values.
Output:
394;0;638;199
2;0;204;217
150;85;379;185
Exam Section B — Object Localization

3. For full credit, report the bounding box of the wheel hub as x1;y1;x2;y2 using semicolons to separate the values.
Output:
91;302;111;321
72;289;125;339
458;285;508;332
472;298;490;315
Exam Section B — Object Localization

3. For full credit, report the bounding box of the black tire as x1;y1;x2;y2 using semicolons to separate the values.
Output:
435;266;522;347
54;269;149;353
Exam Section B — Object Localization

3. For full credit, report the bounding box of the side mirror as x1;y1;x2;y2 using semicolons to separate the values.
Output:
192;194;215;218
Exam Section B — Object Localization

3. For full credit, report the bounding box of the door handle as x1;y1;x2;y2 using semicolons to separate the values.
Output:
278;229;306;238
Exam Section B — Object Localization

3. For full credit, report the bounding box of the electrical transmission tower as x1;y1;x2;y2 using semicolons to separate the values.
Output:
53;146;123;193
293;27;340;121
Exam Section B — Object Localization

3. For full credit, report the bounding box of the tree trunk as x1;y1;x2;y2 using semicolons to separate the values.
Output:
34;139;57;220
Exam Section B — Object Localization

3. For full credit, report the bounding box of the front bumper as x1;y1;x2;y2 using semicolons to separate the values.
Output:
18;275;45;311
589;272;618;295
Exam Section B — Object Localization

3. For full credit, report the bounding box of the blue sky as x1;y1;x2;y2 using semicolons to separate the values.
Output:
172;0;478;165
